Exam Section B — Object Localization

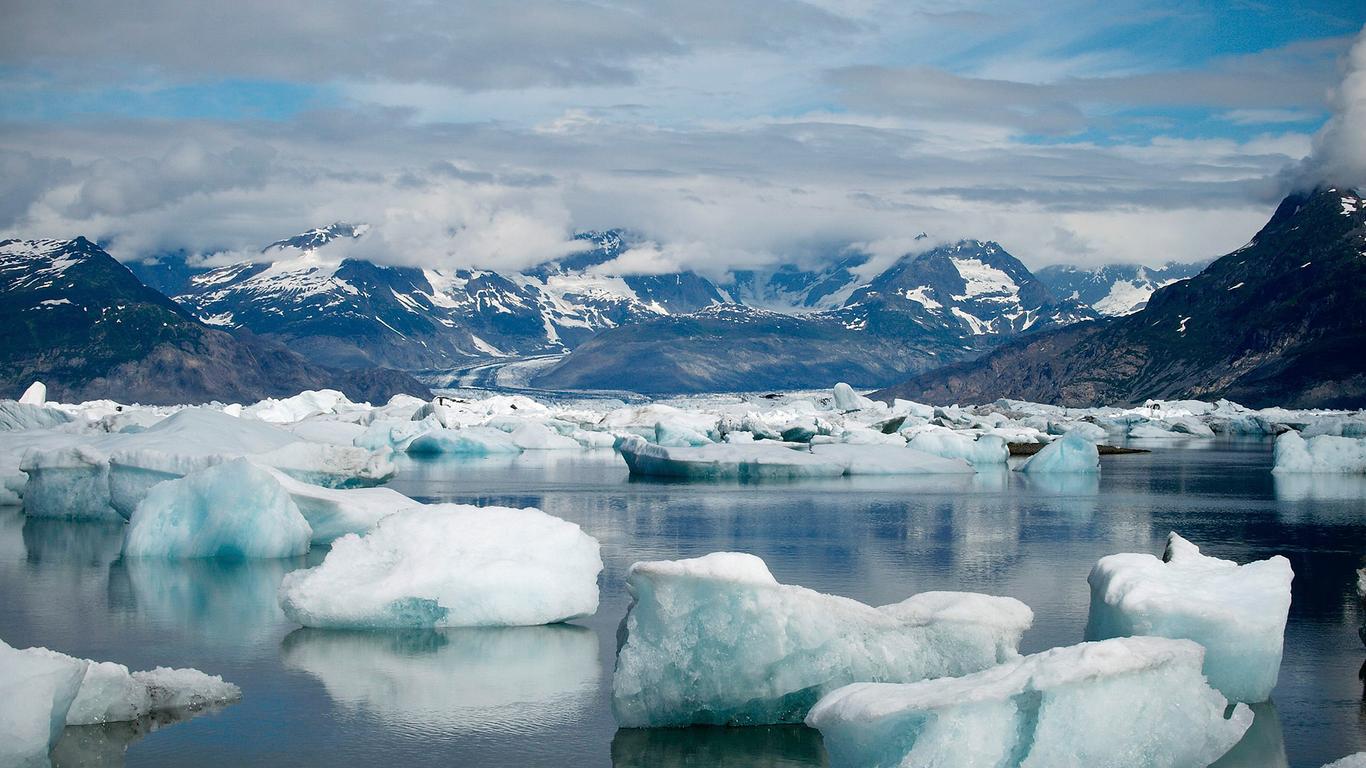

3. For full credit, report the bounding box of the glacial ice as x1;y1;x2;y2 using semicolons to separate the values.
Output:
265;467;416;542
904;427;1010;466
66;661;241;725
809;444;975;475
124;458;313;559
0;638;87;766
1086;532;1293;702
612;552;1032;727
1017;433;1100;474
832;382;877;412
1322;754;1366;768
406;426;523;456
510;421;582;450
617;435;845;480
0;400;70;432
1271;431;1366;473
19;381;46;405
279;504;602;628
806;636;1251;768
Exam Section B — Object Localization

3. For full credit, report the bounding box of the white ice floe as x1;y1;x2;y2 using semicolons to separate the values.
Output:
832;382;877;412
809;444;975;475
1323;754;1366;768
806;636;1251;768
1086;533;1293;702
510;421;582;450
1272;431;1366;474
18;382;46;406
66;662;240;725
1017;433;1100;474
617;435;845;480
0;638;87;766
265;467;417;542
279;505;602;628
612;552;1032;727
904;427;1010;466
124;458;313;559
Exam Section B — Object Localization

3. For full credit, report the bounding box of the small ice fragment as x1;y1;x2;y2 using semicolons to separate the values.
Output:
1017;433;1099;474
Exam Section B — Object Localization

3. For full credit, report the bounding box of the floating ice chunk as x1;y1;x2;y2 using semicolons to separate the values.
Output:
264;467;416;542
0;638;87;766
810;444;974;475
66;661;240;725
654;420;713;447
1323;754;1366;768
1271;431;1366;474
616;436;844;480
904;428;1009;466
1054;420;1109;441
0;400;70;431
832;383;876;412
1129;422;1186;439
573;429;618;449
279;504;602;628
287;419;368;447
19;445;121;520
1086;533;1292;702
18;381;46;406
244;389;353;424
356;416;442;452
612;552;1032;727
124;458;313;559
406;426;522;456
1017;433;1099;474
1301;418;1366;438
511;422;582;450
807;637;1251;768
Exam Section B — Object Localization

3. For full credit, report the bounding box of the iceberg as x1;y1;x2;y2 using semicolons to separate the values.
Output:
904;428;1009;466
18;445;121;520
0;638;87;767
809;444;975;475
1086;533;1293;702
18;381;46;405
66;662;241;725
510;422;583;450
1271;431;1366;474
1017;433;1100;474
832;383;876;412
612;552;1032;727
1323;755;1366;768
279;504;602;628
406;426;523;456
265;467;416;542
0;400;70;432
806;637;1251;768
124;458;313;559
617;436;844;480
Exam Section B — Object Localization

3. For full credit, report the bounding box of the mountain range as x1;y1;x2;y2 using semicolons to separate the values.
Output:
876;186;1366;409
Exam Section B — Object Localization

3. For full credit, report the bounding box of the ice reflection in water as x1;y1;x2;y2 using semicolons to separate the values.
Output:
281;625;600;735
611;725;826;768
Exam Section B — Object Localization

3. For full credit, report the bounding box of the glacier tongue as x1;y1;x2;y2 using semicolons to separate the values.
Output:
1085;533;1293;702
806;636;1252;768
612;552;1032;727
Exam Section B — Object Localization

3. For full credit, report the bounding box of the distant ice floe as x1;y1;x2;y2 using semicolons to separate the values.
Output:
612;552;1032;727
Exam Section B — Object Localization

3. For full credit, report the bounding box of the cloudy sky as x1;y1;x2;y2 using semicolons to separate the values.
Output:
2;1;1364;277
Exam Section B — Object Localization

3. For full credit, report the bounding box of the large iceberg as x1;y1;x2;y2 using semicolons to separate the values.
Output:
612;552;1032;727
1271;431;1366;474
124;458;313;559
806;636;1251;768
406;426;523;456
0;638;87;767
1017;433;1100;474
809;444;975;475
279;504;602;628
265;467;416;543
617;436;844;480
904;428;1010;466
1086;533;1293;702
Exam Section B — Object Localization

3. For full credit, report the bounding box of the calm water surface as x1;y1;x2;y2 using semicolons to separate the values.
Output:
1;438;1363;767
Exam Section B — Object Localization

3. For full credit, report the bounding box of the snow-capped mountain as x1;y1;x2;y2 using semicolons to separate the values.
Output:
878;186;1366;409
0;237;426;403
720;253;871;311
1036;261;1209;316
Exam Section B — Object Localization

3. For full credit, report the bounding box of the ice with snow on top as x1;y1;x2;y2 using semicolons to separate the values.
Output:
832;383;878;412
264;466;416;542
653;420;713;447
616;435;844;480
279;504;601;628
18;381;46;406
809;444;974;475
510;421;582;450
612;552;1032;727
1085;533;1292;703
1323;754;1366;768
1271;431;1366;473
806;636;1251;768
1017;432;1100;474
243;389;355;424
406;426;523;456
64;658;240;725
0;638;86;766
903;427;1010;466
124;458;313;559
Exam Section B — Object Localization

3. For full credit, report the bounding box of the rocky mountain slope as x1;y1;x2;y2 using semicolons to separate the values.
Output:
1;237;428;404
1037;260;1209;316
875;187;1366;409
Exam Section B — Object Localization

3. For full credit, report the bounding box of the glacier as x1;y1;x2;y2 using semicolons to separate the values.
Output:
806;636;1251;768
279;504;602;628
612;552;1032;727
1085;532;1293;702
124;458;313;559
1017;432;1100;474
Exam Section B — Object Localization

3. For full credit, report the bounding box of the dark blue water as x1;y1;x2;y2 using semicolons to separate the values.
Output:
1;439;1362;767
